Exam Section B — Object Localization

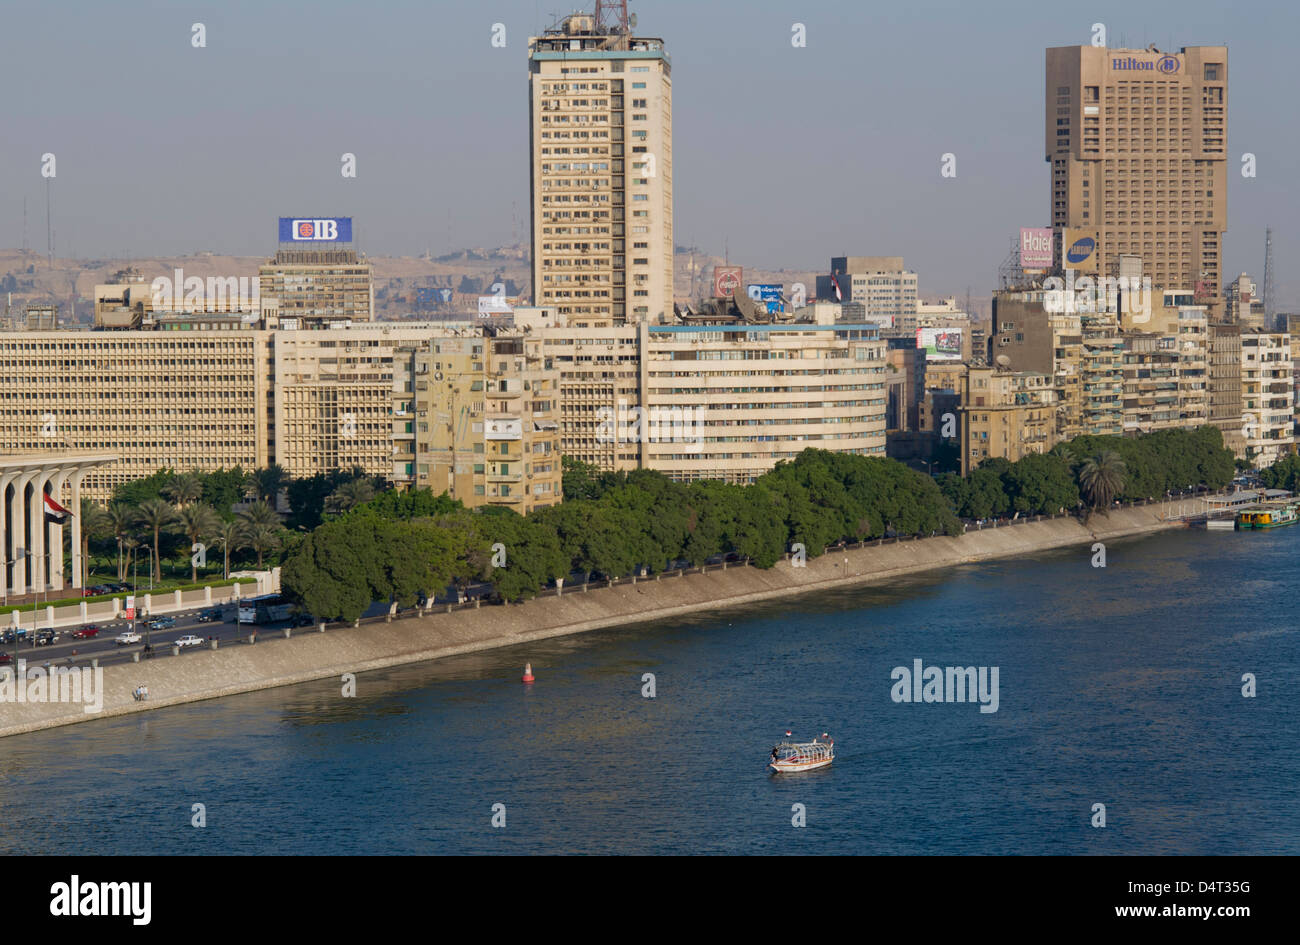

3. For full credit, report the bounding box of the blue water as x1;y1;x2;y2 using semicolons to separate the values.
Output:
2;527;1297;855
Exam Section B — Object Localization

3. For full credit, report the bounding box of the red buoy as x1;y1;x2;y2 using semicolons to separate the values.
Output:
522;663;535;683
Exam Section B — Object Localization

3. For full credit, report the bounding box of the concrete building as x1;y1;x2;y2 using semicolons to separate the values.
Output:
1207;322;1244;457
0;330;271;499
1240;330;1294;466
259;248;373;324
1;453;118;596
1046;44;1227;315
960;367;1058;475
818;257;918;332
640;322;887;484
1224;272;1267;329
529;11;673;326
394;330;561;512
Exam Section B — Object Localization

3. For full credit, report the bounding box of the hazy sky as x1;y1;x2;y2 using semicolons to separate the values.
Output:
1;0;1297;304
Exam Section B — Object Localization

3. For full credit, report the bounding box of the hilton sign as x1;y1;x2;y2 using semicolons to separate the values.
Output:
1111;55;1180;74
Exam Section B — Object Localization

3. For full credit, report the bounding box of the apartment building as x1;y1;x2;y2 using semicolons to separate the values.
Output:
960;367;1058;476
1207;322;1244;457
529;13;673;326
640;322;887;484
1045;44;1227;315
393;331;561;513
1240;330;1294;466
259;248;373;324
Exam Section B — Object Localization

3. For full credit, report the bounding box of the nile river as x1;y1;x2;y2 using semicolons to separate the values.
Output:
2;526;1297;854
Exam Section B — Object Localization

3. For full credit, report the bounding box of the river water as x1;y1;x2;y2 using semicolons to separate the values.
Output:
2;526;1296;855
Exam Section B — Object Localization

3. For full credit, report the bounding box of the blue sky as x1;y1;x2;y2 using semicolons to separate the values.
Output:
1;0;1296;304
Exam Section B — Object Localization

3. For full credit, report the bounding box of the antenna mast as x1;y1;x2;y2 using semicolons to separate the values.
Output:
1262;226;1275;326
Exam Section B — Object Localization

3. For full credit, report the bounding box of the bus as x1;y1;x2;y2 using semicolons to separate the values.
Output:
237;594;294;625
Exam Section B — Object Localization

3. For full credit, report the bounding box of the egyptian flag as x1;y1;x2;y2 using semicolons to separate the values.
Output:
44;492;72;524
830;274;843;302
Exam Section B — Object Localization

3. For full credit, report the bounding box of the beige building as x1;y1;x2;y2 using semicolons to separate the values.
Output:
960;367;1058;475
393;331;561;513
818;257;918;332
0;331;271;499
1207;322;1244;457
1046;44;1227;314
259;248;373;324
640;323;887;484
529;13;673;326
1240;330;1294;466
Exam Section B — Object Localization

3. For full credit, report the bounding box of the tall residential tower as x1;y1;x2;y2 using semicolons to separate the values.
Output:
528;7;673;326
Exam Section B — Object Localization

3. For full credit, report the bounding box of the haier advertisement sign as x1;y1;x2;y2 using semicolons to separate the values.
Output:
279;217;352;242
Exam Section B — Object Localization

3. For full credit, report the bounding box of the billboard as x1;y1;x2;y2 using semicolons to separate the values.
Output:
747;283;785;314
1020;227;1053;270
917;327;963;361
713;266;743;298
1062;228;1098;272
478;295;513;316
278;217;352;242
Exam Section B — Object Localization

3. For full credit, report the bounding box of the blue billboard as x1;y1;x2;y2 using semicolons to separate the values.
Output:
747;283;785;314
278;217;352;242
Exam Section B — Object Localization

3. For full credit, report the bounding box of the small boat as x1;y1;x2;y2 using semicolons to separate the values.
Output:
1236;503;1300;530
769;733;834;773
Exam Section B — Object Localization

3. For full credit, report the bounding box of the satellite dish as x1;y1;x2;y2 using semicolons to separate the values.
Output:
996;355;1011;367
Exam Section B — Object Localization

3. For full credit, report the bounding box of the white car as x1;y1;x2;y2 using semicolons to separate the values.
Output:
175;635;205;648
115;631;142;646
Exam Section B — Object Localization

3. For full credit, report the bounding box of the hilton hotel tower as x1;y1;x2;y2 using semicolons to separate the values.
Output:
1046;44;1227;317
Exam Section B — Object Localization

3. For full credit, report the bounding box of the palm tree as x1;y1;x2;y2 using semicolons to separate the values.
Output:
324;478;375;516
1078;450;1128;514
214;519;245;581
132;498;176;583
174;503;222;582
78;498;110;588
105;502;134;581
237;499;281;529
161;472;204;507
121;536;140;584
244;465;288;505
238;521;282;569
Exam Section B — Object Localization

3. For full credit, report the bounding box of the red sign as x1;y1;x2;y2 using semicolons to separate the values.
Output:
713;266;743;298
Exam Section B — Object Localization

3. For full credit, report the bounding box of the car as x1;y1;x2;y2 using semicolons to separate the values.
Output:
115;631;142;646
175;635;205;648
0;653;10;665
195;609;224;623
35;631;57;647
291;613;315;627
0;630;13;645
72;625;100;639
148;616;176;630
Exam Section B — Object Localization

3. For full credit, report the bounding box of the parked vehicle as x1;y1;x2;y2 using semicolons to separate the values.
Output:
115;631;142;646
72;626;101;639
175;635;204;648
292;613;315;627
0;653;11;665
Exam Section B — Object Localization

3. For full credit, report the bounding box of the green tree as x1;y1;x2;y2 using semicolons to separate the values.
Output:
244;464;289;504
238;521;282;569
132;498;176;583
214;518;244;580
161;472;203;507
78;498;110;587
324;478;376;516
174;503;222;582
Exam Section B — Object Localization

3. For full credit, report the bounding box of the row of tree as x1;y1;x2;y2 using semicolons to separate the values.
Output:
283;451;964;620
937;426;1236;520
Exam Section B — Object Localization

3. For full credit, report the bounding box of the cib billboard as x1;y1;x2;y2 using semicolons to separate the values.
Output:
279;217;352;242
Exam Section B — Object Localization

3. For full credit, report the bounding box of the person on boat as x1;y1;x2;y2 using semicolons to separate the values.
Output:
770;747;779;764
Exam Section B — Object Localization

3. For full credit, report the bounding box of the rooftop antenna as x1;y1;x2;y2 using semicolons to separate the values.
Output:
22;196;28;252
1262;226;1275;324
46;176;54;268
594;0;631;48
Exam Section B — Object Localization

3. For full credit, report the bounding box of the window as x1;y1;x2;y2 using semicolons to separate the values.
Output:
1204;63;1221;81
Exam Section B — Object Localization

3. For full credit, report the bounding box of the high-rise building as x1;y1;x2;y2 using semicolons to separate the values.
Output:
1045;44;1227;314
528;10;673;326
260;218;373;324
1240;329;1294;466
818;257;918;333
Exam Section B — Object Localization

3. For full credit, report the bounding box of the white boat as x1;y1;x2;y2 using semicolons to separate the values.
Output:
1206;517;1237;530
769;733;834;773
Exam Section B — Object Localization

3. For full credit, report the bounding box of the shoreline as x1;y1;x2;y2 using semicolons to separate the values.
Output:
0;500;1191;738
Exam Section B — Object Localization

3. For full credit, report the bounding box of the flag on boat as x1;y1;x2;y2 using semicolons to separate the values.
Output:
43;492;72;524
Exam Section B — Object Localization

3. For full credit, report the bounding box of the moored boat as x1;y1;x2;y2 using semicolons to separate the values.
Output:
769;733;834;773
1236;502;1300;530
